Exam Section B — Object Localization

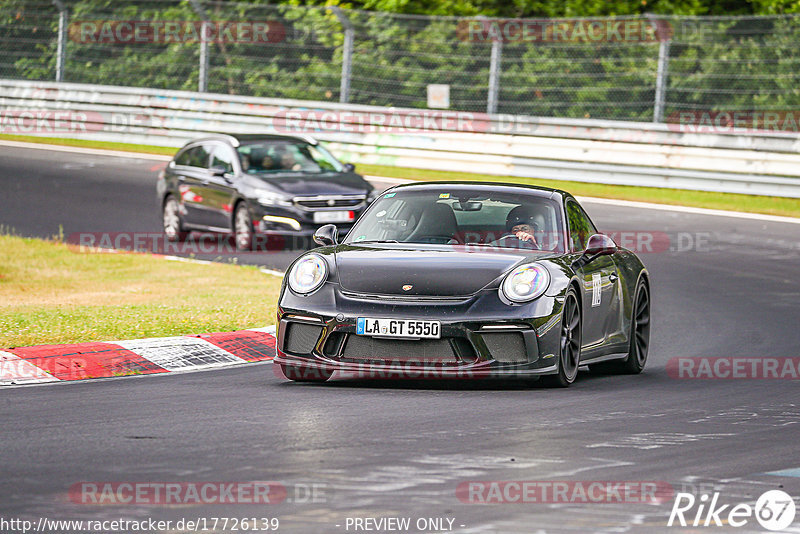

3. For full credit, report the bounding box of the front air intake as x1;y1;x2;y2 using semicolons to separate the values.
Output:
482;332;528;363
283;323;323;354
340;336;458;364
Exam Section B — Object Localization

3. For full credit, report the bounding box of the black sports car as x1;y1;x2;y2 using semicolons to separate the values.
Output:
274;182;650;387
157;133;375;250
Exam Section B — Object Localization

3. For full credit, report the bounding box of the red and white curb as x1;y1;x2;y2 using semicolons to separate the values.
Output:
0;326;276;387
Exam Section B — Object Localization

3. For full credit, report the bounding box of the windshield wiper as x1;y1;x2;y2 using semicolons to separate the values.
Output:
352;239;399;244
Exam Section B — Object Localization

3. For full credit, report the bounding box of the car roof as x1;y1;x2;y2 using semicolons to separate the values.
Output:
184;133;318;148
387;181;571;201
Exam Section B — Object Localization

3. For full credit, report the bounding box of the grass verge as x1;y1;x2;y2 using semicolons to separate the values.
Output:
0;234;282;347
0;133;176;156
3;133;798;218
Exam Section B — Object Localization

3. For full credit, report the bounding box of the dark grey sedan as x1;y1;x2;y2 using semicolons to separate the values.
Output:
157;133;376;250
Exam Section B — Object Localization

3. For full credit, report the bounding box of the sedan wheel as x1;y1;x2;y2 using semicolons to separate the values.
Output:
234;203;254;251
545;287;581;387
163;196;185;242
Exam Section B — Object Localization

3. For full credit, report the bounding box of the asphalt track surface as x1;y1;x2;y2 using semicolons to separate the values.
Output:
1;145;800;533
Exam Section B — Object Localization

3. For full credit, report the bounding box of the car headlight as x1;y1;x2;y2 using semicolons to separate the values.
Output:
501;263;550;303
255;190;292;207
288;254;328;295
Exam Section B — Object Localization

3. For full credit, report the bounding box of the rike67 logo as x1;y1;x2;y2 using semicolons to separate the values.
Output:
668;490;796;531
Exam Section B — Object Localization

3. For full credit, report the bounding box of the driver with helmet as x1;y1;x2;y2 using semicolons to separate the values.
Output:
495;205;548;249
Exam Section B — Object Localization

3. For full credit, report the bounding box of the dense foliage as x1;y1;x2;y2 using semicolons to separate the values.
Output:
2;0;799;121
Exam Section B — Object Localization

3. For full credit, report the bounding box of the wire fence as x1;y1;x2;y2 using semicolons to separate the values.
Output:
3;0;800;123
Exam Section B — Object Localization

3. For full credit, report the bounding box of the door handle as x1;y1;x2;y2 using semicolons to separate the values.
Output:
608;272;619;283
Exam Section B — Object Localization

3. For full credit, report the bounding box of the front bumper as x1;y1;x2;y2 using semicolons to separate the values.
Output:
275;284;565;379
248;202;360;250
250;198;368;238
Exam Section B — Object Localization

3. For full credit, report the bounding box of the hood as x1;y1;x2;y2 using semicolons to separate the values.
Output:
334;244;536;297
249;172;371;197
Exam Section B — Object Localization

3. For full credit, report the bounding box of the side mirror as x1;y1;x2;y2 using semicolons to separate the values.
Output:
313;224;338;247
584;234;617;258
209;164;228;176
342;163;356;173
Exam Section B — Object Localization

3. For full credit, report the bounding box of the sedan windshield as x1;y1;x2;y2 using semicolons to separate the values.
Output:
343;188;566;253
237;140;344;174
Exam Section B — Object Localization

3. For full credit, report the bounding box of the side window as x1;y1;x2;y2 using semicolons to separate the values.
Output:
177;145;211;169
174;148;192;166
210;145;235;173
566;200;597;252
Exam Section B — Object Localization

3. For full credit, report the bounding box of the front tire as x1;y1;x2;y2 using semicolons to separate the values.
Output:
234;202;254;251
544;286;581;387
280;364;333;383
163;196;186;242
590;278;650;375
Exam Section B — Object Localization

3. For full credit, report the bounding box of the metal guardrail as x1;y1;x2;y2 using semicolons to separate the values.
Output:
2;79;800;198
6;3;800;124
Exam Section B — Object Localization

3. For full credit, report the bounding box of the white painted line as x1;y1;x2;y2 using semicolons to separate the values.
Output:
2;139;795;224
0;351;59;385
163;255;214;265
116;336;246;370
364;174;413;185
259;268;284;278
247;326;276;335
0;139;171;161
575;195;800;225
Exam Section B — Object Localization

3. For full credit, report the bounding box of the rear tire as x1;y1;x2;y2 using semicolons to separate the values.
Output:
280;364;333;383
590;278;650;375
234;202;254;251
543;286;581;388
163;196;186;242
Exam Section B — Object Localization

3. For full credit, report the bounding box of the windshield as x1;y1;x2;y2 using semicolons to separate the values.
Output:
237;140;344;174
343;188;566;253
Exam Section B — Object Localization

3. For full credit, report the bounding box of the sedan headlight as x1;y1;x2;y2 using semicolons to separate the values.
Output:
255;190;292;206
501;263;550;303
288;254;328;295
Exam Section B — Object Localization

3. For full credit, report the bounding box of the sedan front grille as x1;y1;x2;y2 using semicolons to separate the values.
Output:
294;196;365;209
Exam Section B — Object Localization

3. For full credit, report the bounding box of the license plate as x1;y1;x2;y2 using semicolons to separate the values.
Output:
313;210;354;223
356;318;441;339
